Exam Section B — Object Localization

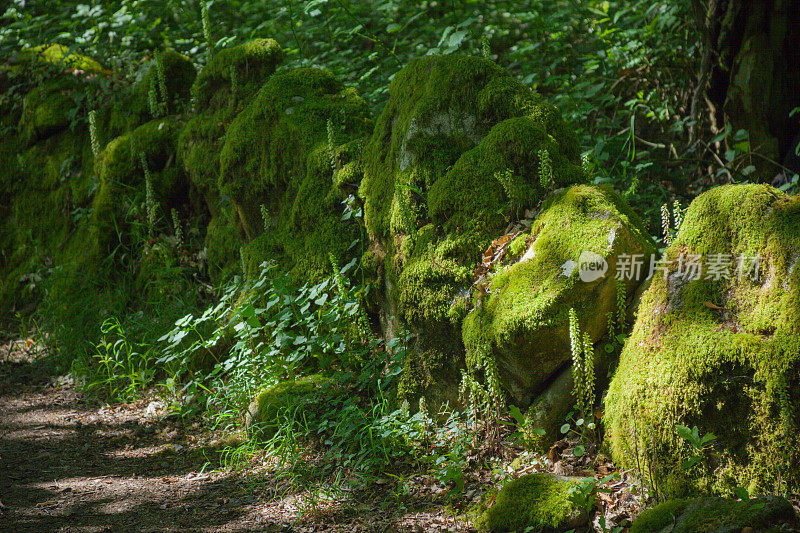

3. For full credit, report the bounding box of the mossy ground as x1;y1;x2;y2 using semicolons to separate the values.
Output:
605;184;800;497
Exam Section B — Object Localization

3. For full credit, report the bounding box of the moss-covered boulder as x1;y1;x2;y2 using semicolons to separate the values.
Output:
462;185;654;407
192;38;284;109
605;184;800;497
473;473;591;532
177;40;284;283
17;44;108;73
630;496;798;533
357;55;586;403
219;67;372;279
18;77;83;146
90;116;189;259
245;374;333;438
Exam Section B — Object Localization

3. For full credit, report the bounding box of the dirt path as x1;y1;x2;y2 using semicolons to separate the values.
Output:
0;340;471;533
0;339;286;532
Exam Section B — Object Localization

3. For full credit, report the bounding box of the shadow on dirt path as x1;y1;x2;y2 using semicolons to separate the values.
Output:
0;340;280;533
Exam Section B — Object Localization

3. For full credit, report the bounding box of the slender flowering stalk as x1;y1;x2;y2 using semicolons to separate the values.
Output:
672;200;685;233
538;148;553;189
661;203;672;246
171;208;182;249
201;1;214;54
141;153;156;239
89;110;100;158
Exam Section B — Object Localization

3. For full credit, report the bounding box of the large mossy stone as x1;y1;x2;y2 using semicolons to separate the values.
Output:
605;184;800;497
358;54;586;404
219;67;372;280
462;184;654;407
473;473;591;533
630;496;798;533
245;374;333;438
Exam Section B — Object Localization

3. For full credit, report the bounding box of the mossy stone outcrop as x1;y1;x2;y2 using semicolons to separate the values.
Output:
473;473;590;532
462;185;654;406
18;77;83;147
219;67;372;279
358;54;586;403
630;496;798;533
245;374;333;438
605;184;800;497
178;40;284;283
90;116;189;259
192;38;284;109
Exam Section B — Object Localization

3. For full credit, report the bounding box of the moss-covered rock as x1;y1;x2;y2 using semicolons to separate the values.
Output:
193;38;284;109
18;77;83;146
177;40;285;283
630;496;798;533
219;67;372;279
473;473;590;532
357;55;585;404
17;44;107;73
462;184;654;406
90;116;189;259
245;374;333;438
605;184;800;497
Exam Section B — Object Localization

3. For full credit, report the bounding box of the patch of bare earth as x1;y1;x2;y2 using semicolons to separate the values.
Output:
0;340;472;532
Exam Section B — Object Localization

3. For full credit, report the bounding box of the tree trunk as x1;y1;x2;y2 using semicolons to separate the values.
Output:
704;0;800;179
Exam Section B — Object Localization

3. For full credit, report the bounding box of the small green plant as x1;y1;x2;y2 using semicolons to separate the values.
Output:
171;208;182;249
84;317;154;402
327;117;336;172
569;308;595;419
200;1;214;53
674;424;716;470
260;204;270;233
508;404;546;451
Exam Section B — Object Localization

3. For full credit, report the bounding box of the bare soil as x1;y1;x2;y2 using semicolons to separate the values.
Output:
0;339;469;532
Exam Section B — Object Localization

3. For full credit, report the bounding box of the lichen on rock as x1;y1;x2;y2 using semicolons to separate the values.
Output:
605;183;800;497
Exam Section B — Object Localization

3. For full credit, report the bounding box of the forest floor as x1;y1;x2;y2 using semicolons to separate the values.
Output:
0;338;474;532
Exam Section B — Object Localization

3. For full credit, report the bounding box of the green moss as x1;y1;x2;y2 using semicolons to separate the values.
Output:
360;54;581;243
18;44;107;73
18;77;82;146
473;473;587;533
90;116;189;258
630;496;797;533
218;67;371;280
246;374;333;438
135;50;196;114
605;184;800;496
205;211;243;284
358;55;586;404
461;185;654;406
193;39;284;109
